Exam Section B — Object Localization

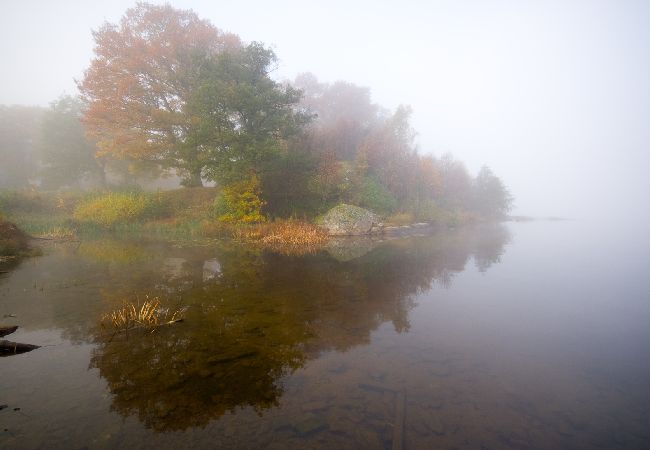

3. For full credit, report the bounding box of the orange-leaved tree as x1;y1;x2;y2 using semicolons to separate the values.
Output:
78;3;241;187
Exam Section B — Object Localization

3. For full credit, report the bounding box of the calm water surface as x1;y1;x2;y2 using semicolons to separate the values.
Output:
0;221;649;449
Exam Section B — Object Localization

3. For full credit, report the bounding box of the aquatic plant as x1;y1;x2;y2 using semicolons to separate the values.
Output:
100;297;183;333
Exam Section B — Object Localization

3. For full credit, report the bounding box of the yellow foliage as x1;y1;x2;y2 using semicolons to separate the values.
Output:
214;175;266;224
73;192;167;227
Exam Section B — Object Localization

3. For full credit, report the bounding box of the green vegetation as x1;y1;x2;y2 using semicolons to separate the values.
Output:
73;192;168;228
213;175;266;224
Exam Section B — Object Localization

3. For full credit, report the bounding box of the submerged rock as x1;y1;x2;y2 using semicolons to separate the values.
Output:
318;204;382;236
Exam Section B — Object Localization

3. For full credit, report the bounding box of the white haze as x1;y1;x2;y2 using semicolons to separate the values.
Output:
1;0;649;221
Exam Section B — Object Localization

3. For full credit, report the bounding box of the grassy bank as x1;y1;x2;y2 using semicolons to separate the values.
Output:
0;189;330;252
0;188;480;255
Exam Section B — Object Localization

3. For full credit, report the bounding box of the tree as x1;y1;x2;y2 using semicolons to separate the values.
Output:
438;153;472;210
471;166;513;218
193;43;310;185
37;95;107;189
294;73;380;161
78;3;242;187
0;105;43;189
359;105;418;203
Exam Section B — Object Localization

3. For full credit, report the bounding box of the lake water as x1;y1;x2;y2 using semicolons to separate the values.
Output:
1;220;649;449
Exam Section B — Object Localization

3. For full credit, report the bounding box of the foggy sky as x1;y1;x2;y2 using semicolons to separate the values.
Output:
1;0;649;220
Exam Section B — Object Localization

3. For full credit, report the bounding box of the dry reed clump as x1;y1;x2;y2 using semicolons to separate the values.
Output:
248;220;329;256
199;219;329;255
259;220;328;245
100;297;183;333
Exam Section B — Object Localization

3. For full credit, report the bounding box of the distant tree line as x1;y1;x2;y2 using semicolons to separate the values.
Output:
0;3;512;220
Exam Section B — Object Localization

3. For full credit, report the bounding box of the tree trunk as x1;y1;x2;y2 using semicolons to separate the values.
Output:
185;170;203;187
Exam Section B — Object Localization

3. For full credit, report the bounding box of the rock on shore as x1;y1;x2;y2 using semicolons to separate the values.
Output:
318;204;382;236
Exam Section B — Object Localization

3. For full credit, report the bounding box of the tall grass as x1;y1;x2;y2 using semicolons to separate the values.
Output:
73;191;169;228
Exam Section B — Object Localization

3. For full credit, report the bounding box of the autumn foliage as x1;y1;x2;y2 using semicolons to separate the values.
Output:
71;3;512;222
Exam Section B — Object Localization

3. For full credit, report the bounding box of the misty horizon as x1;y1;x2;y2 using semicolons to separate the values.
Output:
2;0;649;219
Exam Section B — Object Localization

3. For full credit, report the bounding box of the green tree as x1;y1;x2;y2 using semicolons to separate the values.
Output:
0;105;43;189
471;166;513;219
194;43;310;185
37;95;107;189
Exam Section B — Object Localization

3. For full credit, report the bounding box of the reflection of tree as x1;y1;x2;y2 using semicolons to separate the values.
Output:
472;224;512;272
92;313;305;432
88;224;511;432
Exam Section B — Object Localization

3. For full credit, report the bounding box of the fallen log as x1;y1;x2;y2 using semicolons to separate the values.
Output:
0;340;40;356
0;326;18;337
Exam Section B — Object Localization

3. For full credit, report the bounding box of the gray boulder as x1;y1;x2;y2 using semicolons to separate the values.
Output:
318;204;382;236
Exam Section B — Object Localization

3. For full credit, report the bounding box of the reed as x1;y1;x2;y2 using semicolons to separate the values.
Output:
100;297;184;332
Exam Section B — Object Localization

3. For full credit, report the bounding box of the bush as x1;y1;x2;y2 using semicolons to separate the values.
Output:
73;191;168;227
214;175;266;224
358;176;397;215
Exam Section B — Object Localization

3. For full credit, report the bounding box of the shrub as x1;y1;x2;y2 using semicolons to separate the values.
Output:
358;176;397;215
214;175;266;224
73;191;168;227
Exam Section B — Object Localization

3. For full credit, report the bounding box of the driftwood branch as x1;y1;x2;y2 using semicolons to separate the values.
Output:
0;325;18;337
0;340;40;356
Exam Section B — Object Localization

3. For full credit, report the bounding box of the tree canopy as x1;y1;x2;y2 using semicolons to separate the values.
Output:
78;3;241;186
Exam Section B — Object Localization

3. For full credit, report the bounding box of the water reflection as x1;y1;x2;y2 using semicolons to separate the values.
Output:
87;224;510;431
